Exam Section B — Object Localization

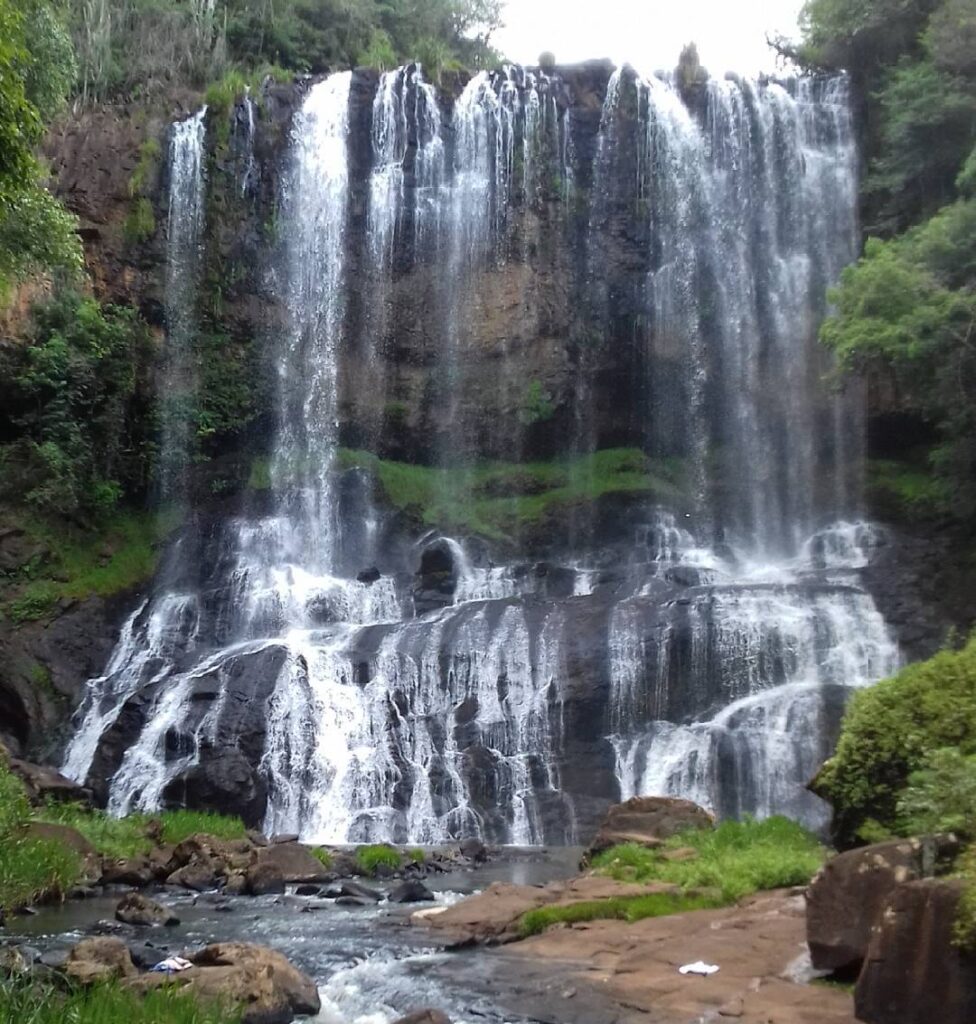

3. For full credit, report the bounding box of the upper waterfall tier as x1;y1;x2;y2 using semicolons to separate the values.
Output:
62;62;896;843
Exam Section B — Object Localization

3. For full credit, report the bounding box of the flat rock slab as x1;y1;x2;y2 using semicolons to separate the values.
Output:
501;889;858;1024
422;876;675;945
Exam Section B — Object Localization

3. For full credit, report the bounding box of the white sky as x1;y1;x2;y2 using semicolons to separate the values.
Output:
494;0;805;76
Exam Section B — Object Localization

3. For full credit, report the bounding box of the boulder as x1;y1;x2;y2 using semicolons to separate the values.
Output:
807;834;960;972
458;837;487;863
100;856;154;887
254;842;331;882
582;796;714;863
115;892;179;927
388;880;436;904
129;942;320;1024
393;1012;451;1024
856;879;976;1024
0;945;30;977
224;871;247;895
22;821;101;884
246;860;285;896
325;880;382;902
65;937;137;984
166;861;219;892
8;757;92;806
246;830;270;847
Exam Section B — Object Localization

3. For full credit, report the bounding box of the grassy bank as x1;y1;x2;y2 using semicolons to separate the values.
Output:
0;976;240;1024
0;760;245;912
519;890;725;937
334;447;688;541
2;509;181;624
592;817;826;904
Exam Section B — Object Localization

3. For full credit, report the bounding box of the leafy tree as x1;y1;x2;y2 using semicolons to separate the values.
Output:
0;293;152;520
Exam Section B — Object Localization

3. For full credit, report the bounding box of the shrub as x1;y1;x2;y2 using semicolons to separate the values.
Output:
355;843;401;874
897;747;976;838
592;816;825;903
813;635;976;847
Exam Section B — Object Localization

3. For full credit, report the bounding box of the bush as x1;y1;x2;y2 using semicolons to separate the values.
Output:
897;748;976;838
813;635;976;848
592;817;825;903
355;843;401;874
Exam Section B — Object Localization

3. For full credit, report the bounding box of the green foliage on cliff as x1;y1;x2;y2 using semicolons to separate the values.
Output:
591;817;825;903
336;448;687;541
0;0;81;298
0;292;153;521
897;748;976;838
813;635;976;847
0;976;242;1024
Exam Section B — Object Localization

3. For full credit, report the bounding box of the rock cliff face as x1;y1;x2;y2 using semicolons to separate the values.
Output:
2;61;953;842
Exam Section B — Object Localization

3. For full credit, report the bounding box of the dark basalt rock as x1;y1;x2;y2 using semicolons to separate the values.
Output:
325;880;382;902
807;835;960;973
856;879;976;1024
387;880;435;903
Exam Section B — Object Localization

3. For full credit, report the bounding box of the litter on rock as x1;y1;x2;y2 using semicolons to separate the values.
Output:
150;956;193;973
678;961;720;976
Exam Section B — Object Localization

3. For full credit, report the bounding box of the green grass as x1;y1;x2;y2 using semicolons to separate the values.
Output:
518;890;725;937
0;977;241;1024
355;843;402;874
123;197;156;243
407;848;425;864
128;137;162;198
336;447;688;541
0;763;81;911
38;802;246;858
3;509;180;623
591;817;826;904
311;847;333;869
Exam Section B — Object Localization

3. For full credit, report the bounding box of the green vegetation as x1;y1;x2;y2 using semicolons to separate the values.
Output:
0;976;241;1024
591;817;826;903
39;802;246;859
407;848;425;864
955;845;976;950
813;634;976;847
71;0;503;104
355;843;401;874
0;291;153;521
0;760;80;912
128;138;162;198
520;380;555;425
0;0;82;298
897;748;976;838
337;448;687;541
866;457;954;522
123;197;156;243
788;0;976;518
311;846;333;869
518;890;725;938
2;510;176;624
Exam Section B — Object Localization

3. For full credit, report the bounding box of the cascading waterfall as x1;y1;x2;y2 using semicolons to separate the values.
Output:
65;62;901;843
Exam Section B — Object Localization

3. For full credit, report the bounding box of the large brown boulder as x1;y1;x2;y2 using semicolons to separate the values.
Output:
246;860;285;896
65;937;137;984
100;855;154;887
129;942;320;1024
856;879;976;1024
253;841;331;883
582;796;713;863
806;834;959;972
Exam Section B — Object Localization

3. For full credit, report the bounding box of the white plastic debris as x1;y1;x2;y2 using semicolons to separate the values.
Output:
150;956;193;974
678;961;720;976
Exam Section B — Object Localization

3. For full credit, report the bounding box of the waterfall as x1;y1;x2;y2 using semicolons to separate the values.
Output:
158;108;207;499
64;64;902;843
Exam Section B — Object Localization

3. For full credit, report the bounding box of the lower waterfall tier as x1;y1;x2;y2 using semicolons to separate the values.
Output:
63;506;899;844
